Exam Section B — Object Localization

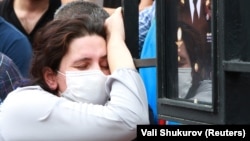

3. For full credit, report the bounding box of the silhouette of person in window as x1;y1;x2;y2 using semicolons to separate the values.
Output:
177;21;212;104
177;0;212;80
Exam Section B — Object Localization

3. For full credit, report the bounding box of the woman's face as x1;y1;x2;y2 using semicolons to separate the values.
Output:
57;35;109;92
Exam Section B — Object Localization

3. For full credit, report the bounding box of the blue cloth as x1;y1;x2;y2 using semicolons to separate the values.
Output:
0;17;32;78
138;1;155;54
139;19;181;125
0;52;23;103
139;19;157;124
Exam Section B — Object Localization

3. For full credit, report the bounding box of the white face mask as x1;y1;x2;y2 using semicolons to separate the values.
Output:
178;68;192;99
58;70;109;105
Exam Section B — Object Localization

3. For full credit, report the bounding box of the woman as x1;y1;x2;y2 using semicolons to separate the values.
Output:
177;21;212;104
0;8;149;141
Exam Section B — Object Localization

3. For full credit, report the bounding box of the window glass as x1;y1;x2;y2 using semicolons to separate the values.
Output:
176;0;212;105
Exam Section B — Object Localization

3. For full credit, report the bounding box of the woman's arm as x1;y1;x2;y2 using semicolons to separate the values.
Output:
105;7;135;73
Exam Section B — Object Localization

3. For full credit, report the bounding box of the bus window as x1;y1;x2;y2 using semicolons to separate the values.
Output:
157;0;214;110
176;0;212;105
157;0;250;125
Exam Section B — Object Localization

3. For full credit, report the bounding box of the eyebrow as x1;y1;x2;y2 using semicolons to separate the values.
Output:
72;55;108;64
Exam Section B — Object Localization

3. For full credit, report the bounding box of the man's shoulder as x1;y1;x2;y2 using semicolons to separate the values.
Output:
0;18;31;56
0;17;29;42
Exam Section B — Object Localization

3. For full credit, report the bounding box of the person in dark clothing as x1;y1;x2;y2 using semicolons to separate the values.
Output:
0;0;61;44
0;16;32;78
103;0;121;8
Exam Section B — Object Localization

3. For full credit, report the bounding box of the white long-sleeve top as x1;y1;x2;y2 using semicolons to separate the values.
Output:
0;68;149;141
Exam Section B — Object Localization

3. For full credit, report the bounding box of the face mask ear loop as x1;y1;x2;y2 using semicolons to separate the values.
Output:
56;70;66;96
57;70;65;76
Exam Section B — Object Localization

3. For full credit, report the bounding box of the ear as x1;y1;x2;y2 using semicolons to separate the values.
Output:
43;67;58;90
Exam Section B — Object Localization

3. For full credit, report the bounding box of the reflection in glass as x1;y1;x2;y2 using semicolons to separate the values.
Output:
176;0;212;104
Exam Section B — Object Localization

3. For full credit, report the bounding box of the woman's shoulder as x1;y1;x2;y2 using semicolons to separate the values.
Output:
3;86;57;104
0;85;61;116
